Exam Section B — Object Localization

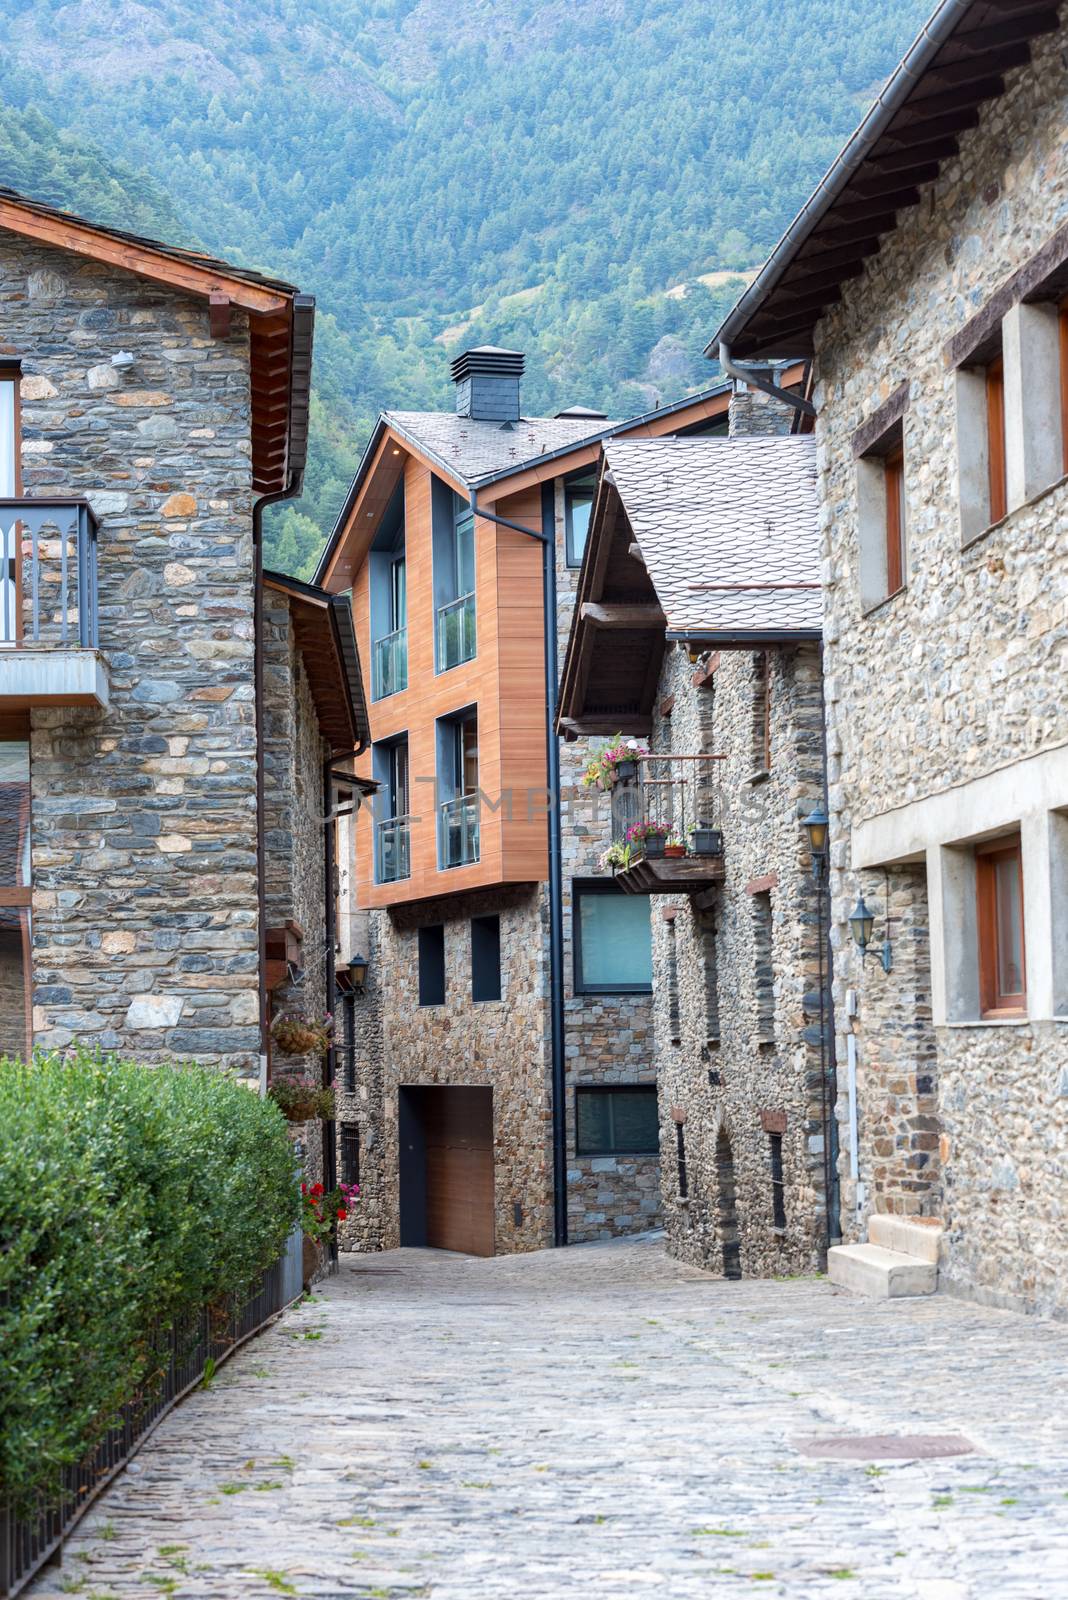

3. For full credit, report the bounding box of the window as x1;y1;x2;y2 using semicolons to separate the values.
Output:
753;890;775;1045
564;473;596;567
573;880;652;993
0;367;18;498
751;651;771;775
976;835;1026;1016
471;913;501;1002
369;482;407;700
337;987;357;1093
0;730;31;1061
769;1132;786;1230
373;736;410;884
1061;297;1068;475
437;708;479;868
664;912;680;1045
985;354;1007;524
575;1085;658;1156
418;924;445;1007
340;1122;360;1186
858;435;907;605
699;908;720;1046
676;1121;689;1199
955;329;1006;542
434;483;476;670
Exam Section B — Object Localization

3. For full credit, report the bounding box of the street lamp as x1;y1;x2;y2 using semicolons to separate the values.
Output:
801;806;829;879
848;892;893;973
348;952;368;990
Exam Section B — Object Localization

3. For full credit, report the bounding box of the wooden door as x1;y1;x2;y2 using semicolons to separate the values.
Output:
403;1086;495;1256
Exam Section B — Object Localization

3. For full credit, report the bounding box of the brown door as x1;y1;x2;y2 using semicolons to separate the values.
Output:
401;1086;495;1256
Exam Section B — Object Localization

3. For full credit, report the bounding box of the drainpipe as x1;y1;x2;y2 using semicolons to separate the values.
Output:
253;477;304;1092
322;752;339;1258
818;642;841;1246
718;342;816;420
469;489;569;1247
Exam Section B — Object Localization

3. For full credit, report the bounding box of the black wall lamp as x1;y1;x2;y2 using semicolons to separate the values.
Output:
801;806;829;881
848;877;894;974
348;952;368;990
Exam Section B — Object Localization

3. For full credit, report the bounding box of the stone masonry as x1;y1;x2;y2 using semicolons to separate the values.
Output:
0;237;264;1073
813;16;1068;1315
650;639;829;1278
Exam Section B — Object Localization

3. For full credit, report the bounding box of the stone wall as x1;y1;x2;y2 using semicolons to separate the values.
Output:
813;18;1068;1314
651;641;829;1278
1;237;263;1073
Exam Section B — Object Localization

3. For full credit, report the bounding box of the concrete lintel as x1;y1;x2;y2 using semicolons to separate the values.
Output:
0;647;110;708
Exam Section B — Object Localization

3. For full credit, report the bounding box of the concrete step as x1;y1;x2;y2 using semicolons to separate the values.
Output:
828;1242;938;1299
868;1214;943;1264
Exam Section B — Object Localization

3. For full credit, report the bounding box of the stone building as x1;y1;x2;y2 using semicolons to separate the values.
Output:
715;0;1068;1313
557;416;833;1278
315;350;751;1255
0;187;368;1193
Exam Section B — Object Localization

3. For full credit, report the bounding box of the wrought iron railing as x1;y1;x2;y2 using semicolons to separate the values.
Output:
436;592;476;671
0;1236;301;1598
371;626;407;700
439;793;479;868
375;813;412;883
609;753;726;855
0;500;100;648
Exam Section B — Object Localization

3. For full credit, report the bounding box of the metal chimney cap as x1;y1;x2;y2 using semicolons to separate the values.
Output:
554;405;608;420
450;347;525;383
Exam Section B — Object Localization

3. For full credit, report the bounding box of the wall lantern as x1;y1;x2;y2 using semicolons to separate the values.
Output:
348;952;368;990
801;806;829;879
848;892;893;974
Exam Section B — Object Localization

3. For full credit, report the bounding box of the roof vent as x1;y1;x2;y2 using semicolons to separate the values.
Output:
555;405;608;421
451;346;524;422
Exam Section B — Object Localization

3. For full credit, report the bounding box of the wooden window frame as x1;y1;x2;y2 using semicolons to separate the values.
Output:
976;835;1026;1017
1060;297;1068;475
883;443;905;598
985;354;1007;524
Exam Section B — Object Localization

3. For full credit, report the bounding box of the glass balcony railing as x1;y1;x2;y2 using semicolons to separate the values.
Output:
372;626;407;700
439;793;479;869
375;814;412;883
436;592;476;671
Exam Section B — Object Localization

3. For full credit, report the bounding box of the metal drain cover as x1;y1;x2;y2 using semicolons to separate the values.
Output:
794;1433;975;1460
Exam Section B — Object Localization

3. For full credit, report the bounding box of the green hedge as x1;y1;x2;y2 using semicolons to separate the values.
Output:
0;1049;300;1504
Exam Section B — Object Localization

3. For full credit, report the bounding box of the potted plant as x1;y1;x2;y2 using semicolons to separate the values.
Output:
269;1072;335;1123
599;839;636;873
580;735;649;792
626;820;668;859
271;1011;333;1057
688;820;724;857
300;1179;360;1286
664;833;687;859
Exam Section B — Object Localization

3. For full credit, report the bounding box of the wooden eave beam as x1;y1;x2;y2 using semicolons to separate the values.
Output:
0;198;291;315
912;49;1024;92
867;139;960;173
580;602;667;629
880;106;981;142
845;166;942;200
949;10;1059;54
820;192;920;225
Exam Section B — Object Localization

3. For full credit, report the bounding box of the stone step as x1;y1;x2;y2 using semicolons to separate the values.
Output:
868;1214;943;1264
828;1242;938;1299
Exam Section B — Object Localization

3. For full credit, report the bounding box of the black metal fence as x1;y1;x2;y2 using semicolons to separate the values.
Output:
0;1243;300;1598
0;498;100;648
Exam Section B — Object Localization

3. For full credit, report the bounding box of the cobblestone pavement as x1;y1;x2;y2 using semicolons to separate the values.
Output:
30;1234;1068;1600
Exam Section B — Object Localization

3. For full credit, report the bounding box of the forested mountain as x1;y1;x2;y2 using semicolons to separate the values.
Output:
0;0;930;575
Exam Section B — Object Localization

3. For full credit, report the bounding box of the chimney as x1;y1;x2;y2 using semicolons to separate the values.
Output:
727;362;794;439
451;346;524;422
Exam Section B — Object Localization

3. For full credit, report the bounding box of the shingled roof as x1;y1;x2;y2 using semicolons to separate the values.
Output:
604;437;821;637
713;0;1063;360
382;409;619;486
557;437;821;738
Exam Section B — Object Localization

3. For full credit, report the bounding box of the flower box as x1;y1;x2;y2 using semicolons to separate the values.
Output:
689;827;724;857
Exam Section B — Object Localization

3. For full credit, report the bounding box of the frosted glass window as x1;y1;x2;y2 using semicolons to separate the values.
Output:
575;884;652;992
0;381;15;497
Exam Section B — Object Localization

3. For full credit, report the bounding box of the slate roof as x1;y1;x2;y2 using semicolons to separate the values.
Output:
383;410;620;486
602;436;821;636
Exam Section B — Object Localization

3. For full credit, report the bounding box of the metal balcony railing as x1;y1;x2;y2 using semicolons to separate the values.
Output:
436;591;476;671
371;626;407;700
375;814;412;883
609;753;726;855
439;793;479;869
0;499;100;648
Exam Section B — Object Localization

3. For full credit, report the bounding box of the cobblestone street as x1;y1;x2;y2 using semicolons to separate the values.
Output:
31;1235;1068;1600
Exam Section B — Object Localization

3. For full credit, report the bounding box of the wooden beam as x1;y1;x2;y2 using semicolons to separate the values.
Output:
208;293;231;338
912;52;1022;93
0;197;290;314
821;193;919;225
845;167;941;200
558;716;652;738
580;602;667;629
951;10;1058;54
867;139;960;174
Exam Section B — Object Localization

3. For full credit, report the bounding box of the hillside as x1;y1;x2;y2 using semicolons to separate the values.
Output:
0;0;931;574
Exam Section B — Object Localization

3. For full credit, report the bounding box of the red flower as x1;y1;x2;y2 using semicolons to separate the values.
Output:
311;1183;324;1196
301;1183;307;1195
337;1208;347;1220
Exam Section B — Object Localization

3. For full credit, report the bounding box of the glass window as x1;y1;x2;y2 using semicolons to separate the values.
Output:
574;882;652;992
565;476;595;567
0;737;30;1061
977;835;1025;1015
0;376;16;497
576;1086;658;1156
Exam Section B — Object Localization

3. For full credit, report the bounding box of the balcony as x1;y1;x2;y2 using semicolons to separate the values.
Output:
605;754;725;896
372;626;407;700
436;591;476;671
439;793;479;869
375;814;412;883
0;499;108;707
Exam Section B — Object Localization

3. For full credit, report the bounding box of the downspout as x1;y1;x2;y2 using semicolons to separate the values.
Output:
322;751;339;1258
718;342;816;420
469;489;569;1248
819;645;841;1246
